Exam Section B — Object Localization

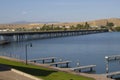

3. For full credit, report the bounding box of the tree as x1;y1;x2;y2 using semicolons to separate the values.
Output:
50;24;54;30
54;26;62;30
106;22;114;31
84;22;90;29
76;24;84;30
114;26;120;31
70;25;75;30
106;22;114;28
40;24;50;31
100;25;107;29
62;25;67;31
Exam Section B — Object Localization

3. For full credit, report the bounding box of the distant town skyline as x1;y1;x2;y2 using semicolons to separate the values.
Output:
0;0;120;24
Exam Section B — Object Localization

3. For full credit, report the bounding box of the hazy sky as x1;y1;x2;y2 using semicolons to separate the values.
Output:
0;0;120;23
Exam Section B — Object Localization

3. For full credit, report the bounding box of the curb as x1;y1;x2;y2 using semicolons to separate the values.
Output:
11;68;43;80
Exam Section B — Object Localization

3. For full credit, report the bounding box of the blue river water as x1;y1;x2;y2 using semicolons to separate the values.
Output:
0;32;120;74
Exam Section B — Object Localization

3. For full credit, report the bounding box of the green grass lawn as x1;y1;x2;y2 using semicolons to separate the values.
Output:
0;58;94;80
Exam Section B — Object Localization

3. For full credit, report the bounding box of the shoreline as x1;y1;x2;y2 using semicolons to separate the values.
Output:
0;56;113;80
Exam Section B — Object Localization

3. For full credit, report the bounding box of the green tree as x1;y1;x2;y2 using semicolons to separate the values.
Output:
62;25;67;31
106;22;114;31
40;24;51;31
106;22;114;28
50;24;54;30
70;25;75;30
114;26;120;31
76;24;84;30
100;25;107;29
54;26;62;30
84;22;90;29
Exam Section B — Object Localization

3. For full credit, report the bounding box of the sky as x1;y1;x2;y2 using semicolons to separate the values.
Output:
0;0;120;23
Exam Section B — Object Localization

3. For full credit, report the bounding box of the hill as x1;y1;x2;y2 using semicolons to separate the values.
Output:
88;18;120;27
0;18;120;29
53;18;120;27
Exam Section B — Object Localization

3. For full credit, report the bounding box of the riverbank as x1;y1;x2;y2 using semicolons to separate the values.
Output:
0;56;94;80
0;56;113;80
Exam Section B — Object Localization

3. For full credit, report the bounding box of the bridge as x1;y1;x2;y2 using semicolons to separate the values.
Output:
0;29;108;42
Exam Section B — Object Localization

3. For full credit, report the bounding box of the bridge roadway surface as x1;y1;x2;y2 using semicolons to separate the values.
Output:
0;29;108;35
0;65;34;80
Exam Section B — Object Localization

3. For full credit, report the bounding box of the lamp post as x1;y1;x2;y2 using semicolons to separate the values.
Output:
77;62;80;67
25;43;32;65
76;59;80;67
105;56;109;73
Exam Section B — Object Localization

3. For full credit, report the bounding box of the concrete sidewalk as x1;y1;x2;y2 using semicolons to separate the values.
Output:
0;65;35;80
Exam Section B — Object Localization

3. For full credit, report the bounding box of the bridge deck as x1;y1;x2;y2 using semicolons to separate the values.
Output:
0;30;108;35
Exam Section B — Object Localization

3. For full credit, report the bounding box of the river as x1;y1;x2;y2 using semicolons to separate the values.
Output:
0;32;120;74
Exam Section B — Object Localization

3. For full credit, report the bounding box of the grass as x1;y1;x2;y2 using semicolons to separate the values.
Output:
0;58;94;80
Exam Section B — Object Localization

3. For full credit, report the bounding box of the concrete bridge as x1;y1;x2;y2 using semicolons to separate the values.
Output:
0;29;108;42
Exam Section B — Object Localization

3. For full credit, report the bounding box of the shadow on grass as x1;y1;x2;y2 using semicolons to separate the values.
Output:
0;64;11;71
0;63;57;77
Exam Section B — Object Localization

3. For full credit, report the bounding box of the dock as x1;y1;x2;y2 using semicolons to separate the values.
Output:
29;57;57;64
71;65;96;72
105;55;120;61
49;61;71;67
106;71;120;78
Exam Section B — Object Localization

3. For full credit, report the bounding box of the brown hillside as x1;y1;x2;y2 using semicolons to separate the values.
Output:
0;18;120;29
52;18;120;27
88;18;120;27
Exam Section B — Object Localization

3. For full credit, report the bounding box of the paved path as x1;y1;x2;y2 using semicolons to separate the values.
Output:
0;65;35;80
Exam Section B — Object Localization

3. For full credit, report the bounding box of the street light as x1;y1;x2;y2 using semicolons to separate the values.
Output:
76;62;80;67
76;59;80;67
25;43;32;65
105;56;109;73
105;56;108;60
